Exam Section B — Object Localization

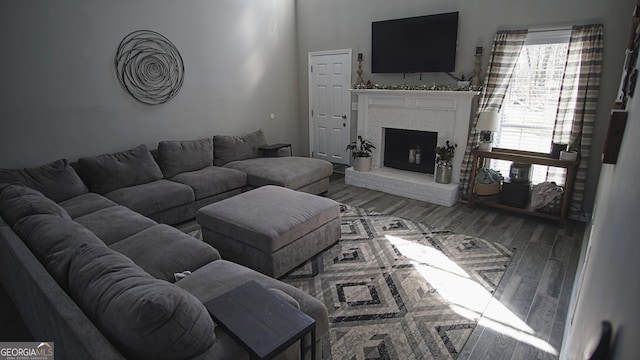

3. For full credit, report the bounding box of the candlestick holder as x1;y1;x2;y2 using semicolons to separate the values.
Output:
471;47;483;87
356;59;365;85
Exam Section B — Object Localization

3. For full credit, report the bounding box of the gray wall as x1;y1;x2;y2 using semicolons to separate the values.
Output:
1;0;631;215
1;1;638;357
295;0;634;215
0;0;299;168
561;56;640;360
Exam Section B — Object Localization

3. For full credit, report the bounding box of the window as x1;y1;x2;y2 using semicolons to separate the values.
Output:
492;30;570;184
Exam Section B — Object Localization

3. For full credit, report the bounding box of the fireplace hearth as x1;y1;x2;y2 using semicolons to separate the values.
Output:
384;128;437;174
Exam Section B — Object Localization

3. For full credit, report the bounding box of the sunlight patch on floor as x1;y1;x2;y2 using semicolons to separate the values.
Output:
385;235;558;356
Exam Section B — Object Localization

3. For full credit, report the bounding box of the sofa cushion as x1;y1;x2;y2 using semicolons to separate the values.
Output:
77;144;163;194
104;179;194;217
110;224;221;282
74;205;156;245
168;166;247;200
0;159;88;202
157;138;214;179
68;242;215;360
57;192;118;219
13;214;104;290
0;184;71;226
224;156;333;191
213;129;267;166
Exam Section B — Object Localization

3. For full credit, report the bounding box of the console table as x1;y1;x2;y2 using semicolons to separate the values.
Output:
204;280;316;360
468;148;579;225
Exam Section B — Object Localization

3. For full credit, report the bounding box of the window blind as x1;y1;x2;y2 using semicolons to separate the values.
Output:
492;35;569;184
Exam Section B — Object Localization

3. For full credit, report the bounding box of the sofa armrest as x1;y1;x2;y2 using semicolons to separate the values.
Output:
259;143;292;157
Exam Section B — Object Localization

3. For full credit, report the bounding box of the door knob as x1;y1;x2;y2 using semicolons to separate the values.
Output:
341;114;347;119
343;123;346;127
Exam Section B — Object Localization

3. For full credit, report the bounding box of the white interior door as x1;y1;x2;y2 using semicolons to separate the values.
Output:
309;50;352;165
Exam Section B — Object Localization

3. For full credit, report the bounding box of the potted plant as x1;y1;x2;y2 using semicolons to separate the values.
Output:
346;135;376;171
559;136;580;161
434;141;457;183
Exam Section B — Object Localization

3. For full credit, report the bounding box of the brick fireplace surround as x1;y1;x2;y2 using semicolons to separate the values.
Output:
347;89;478;206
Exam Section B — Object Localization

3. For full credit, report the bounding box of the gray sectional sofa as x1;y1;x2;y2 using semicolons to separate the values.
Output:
72;129;333;225
0;129;333;359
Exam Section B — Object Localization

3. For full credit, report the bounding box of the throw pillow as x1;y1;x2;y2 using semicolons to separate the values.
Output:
68;242;215;359
0;159;88;202
0;184;71;227
77;144;163;194
157;138;213;179
213;129;267;166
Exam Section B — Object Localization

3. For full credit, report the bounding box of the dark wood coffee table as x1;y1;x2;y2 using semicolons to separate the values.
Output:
204;280;316;360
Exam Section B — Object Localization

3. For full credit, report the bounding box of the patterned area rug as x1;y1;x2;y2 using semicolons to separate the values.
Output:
281;204;513;360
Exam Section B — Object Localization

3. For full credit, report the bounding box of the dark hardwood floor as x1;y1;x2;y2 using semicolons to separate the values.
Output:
326;170;584;360
0;168;584;359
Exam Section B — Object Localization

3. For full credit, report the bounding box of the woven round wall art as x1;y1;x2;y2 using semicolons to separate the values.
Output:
115;30;184;105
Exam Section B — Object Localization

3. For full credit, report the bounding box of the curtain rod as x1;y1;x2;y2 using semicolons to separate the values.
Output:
528;25;572;33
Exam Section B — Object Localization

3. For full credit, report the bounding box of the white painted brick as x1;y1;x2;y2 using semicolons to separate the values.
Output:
345;167;459;207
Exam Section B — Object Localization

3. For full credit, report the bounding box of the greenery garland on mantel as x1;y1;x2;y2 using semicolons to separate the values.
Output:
351;82;482;92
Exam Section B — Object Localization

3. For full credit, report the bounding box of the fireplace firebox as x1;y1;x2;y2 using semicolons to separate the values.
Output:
383;128;437;174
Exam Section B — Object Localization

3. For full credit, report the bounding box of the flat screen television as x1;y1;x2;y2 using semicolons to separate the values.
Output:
371;12;459;74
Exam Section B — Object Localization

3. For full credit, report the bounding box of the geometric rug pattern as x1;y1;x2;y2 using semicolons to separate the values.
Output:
281;204;513;359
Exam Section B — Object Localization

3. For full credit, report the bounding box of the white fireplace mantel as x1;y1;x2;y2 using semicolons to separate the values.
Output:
347;89;478;206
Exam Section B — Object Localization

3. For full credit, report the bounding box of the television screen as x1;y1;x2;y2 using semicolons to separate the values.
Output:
371;12;459;74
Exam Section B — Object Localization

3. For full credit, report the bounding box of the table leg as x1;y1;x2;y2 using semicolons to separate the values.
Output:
311;328;316;360
560;165;578;225
468;154;480;204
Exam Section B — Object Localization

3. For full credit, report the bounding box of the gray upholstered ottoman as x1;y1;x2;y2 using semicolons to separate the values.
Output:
196;185;341;278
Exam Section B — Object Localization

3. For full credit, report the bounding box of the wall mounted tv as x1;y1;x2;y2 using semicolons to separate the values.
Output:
371;12;459;74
